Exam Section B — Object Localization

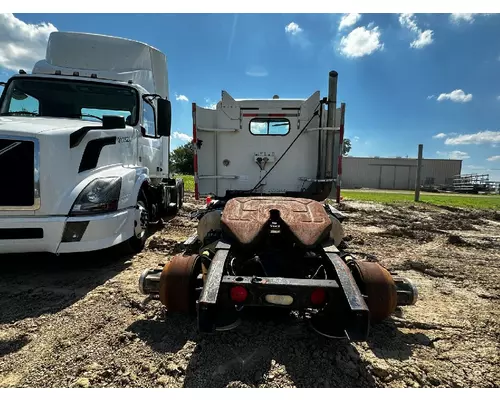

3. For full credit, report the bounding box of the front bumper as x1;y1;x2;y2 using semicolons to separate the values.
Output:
0;208;135;254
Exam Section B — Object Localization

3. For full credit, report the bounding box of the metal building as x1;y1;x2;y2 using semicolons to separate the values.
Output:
341;157;462;190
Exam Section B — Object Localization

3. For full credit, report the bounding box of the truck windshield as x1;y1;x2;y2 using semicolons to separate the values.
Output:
0;77;138;125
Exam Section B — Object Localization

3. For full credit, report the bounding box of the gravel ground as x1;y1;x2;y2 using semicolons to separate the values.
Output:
1;193;499;388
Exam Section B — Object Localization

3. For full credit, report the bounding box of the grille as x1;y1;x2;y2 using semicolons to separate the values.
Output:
0;136;38;209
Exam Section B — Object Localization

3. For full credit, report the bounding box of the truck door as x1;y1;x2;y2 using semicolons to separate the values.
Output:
138;99;163;178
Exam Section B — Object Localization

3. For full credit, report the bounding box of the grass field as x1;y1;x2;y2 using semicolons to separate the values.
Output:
341;189;500;210
176;175;195;192
175;175;499;210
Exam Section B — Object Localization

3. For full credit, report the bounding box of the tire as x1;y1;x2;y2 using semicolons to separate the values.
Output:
177;179;184;210
122;197;149;254
166;187;178;216
166;180;183;216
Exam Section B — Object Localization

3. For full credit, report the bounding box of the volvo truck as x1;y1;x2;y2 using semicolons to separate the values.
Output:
0;31;183;255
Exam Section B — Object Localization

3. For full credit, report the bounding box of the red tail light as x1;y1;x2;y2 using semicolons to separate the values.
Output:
230;286;248;303
206;196;212;205
311;288;326;305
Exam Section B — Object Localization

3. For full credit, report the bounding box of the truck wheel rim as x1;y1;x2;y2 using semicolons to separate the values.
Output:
135;203;148;239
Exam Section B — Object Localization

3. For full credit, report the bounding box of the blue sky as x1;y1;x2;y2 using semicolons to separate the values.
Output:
1;12;500;180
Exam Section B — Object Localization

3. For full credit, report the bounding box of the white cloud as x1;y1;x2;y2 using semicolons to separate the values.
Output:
226;14;238;61
487;155;500;162
246;65;268;77
398;13;419;33
285;22;310;49
427;95;435;100
339;26;384;58
464;164;486;170
450;14;476;23
411;30;433;49
175;94;189;102
204;98;217;110
436;150;470;160
0;13;57;72
353;136;360;142
172;131;192;142
437;89;473;103
398;13;434;49
497;95;500;101
433;133;447;139
445;131;500;145
338;14;361;31
450;13;490;24
285;22;303;36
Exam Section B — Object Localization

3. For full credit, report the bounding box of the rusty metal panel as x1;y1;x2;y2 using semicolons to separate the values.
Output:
354;260;397;322
159;254;201;313
221;197;332;247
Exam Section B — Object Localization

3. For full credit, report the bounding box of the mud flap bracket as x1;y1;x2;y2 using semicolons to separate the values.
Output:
325;251;370;341
197;241;230;333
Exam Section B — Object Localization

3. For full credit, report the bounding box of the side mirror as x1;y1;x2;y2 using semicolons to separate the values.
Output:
157;98;172;137
12;89;28;101
102;115;126;130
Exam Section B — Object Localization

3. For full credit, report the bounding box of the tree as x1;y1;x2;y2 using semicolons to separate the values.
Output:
170;143;194;175
343;138;352;156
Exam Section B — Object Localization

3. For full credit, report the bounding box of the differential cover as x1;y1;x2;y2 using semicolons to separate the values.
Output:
221;197;332;248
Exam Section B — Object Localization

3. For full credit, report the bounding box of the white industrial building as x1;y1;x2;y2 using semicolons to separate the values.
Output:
341;157;462;190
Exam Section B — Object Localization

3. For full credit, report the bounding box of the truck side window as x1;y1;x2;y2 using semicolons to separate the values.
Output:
142;100;156;137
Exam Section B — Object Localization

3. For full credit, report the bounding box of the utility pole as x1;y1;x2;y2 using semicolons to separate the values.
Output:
415;144;423;202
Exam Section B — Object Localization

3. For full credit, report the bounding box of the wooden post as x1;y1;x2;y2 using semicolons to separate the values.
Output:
415;144;423;202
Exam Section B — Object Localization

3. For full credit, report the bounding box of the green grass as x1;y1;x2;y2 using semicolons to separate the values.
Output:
341;189;500;210
175;175;195;192
172;176;499;210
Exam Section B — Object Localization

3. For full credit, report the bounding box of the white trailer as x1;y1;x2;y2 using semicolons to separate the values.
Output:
0;32;183;255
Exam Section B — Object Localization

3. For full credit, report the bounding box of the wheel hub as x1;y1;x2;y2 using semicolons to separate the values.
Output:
135;203;148;238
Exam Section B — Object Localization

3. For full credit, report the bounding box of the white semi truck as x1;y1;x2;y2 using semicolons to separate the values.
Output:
138;71;419;340
0;32;184;255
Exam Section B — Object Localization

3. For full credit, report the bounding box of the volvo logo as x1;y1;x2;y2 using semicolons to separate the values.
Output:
0;141;21;156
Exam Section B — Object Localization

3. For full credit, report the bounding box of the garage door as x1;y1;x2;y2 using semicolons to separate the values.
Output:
380;166;394;189
395;166;410;190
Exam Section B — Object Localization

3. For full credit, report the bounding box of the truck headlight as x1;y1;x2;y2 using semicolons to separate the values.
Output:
70;177;122;216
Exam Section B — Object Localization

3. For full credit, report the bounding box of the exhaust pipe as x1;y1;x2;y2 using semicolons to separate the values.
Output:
308;71;338;202
325;70;338;181
301;70;339;202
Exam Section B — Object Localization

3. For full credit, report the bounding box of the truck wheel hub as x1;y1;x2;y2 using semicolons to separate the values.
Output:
135;203;148;238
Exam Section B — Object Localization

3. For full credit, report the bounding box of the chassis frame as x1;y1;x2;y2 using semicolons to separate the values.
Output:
196;240;371;341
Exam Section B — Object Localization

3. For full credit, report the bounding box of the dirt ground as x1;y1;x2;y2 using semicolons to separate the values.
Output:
1;193;499;388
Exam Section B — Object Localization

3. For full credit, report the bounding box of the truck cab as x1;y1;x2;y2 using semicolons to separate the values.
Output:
192;71;345;202
0;32;183;255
